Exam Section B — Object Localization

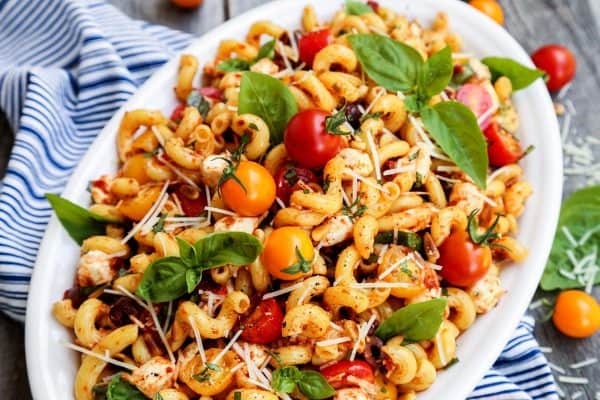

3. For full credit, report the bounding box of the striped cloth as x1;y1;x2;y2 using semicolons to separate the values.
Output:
0;1;559;399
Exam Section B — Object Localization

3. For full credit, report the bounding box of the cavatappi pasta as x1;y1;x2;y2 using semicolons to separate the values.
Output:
53;3;534;400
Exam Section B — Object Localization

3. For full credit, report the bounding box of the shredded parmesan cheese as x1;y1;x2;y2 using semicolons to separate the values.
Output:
204;206;238;217
121;181;170;243
316;337;352;347
262;281;305;300
569;357;598;369
63;341;137;371
350;314;377;361
212;330;243;364
146;298;176;364
188;316;207;363
558;376;589;385
344;169;389;194
157;153;201;190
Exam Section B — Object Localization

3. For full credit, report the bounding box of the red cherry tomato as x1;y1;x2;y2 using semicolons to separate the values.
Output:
199;86;224;101
367;1;380;11
170;103;186;122
456;84;494;130
284;109;343;169
484;122;523;167
274;163;319;204
321;360;375;389
174;185;207;217
298;29;333;66
531;45;576;92
240;299;284;344
438;230;491;287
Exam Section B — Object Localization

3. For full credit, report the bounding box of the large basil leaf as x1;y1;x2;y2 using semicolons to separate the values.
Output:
541;186;600;290
421;102;488;189
238;71;298;144
272;366;302;394
482;57;545;91
46;193;118;245
217;58;251;72
375;298;447;342
345;0;374;15
193;231;262;268
106;375;147;400
297;371;336;400
136;257;188;303
348;34;424;93
421;46;453;97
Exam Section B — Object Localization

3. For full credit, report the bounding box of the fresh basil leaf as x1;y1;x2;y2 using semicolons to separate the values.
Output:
106;375;147;400
346;0;374;15
482;57;545;91
176;237;197;267
421;102;488;189
451;64;474;87
152;213;168;233
217;58;251;72
238;71;298;144
297;371;336;400
187;91;210;119
233;392;242;400
45;194;118;245
421;46;453;97
348;34;424;93
185;268;202;293
272;366;301;394
375;298;447;342
194;231;262;269
255;39;276;61
136;257;188;303
541;186;600;290
404;94;427;113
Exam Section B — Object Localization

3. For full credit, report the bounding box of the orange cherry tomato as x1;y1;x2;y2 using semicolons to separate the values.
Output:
261;227;314;280
220;160;276;217
552;290;600;338
469;0;504;25
170;0;203;9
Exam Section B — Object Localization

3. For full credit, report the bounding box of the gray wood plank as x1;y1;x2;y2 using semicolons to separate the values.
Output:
503;0;600;398
227;0;268;17
106;0;225;35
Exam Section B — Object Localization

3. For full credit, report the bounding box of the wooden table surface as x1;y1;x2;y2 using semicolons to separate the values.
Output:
1;0;599;399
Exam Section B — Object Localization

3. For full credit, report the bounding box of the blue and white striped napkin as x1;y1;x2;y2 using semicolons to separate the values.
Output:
0;1;559;398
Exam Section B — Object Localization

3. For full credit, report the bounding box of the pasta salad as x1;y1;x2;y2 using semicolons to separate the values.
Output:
49;1;543;399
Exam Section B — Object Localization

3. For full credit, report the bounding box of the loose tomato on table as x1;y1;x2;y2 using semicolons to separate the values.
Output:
174;184;207;217
170;0;203;9
321;360;374;389
220;160;276;217
262;227;314;280
438;229;491;287
456;83;494;130
469;0;504;25
553;290;600;338
298;28;333;66
274;163;319;204
240;298;284;344
484;122;523;167
531;45;576;92
284;109;344;169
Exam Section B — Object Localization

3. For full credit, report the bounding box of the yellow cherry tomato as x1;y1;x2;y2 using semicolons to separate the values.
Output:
170;0;204;9
220;160;276;217
262;227;314;281
118;185;162;221
469;0;505;25
552;290;600;338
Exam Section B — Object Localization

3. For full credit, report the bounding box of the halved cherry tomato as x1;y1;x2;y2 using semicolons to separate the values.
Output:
170;0;203;9
531;45;576;92
170;103;186;122
298;29;333;66
484;122;523;167
284;109;344;169
199;86;224;101
456;84;494;130
469;0;504;25
321;360;375;389
553;290;600;338
240;298;284;344
262;227;314;281
438;229;491;287
274;163;319;204
220;160;276;217
174;184;207;217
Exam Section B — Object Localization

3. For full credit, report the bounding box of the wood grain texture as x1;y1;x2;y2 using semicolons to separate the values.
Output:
0;1;597;399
